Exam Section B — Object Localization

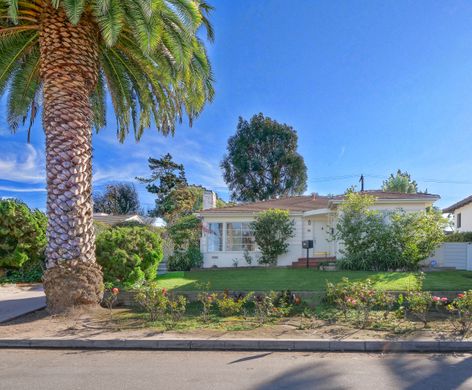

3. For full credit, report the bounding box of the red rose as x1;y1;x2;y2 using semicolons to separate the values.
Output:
112;287;119;295
162;288;167;296
458;294;465;299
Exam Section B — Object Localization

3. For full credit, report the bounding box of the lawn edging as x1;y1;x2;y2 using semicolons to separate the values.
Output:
0;338;471;352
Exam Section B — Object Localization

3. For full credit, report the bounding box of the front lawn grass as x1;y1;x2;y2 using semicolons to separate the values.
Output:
156;268;472;292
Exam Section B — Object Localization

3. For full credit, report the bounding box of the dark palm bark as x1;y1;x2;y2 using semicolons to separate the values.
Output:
40;5;102;312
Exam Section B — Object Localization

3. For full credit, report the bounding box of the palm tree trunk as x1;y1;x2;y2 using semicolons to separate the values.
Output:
40;5;103;312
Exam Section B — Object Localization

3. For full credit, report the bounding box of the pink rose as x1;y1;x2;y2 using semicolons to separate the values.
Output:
432;296;440;302
112;287;119;295
440;297;448;302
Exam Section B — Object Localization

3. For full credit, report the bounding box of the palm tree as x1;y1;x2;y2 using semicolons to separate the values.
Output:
0;0;214;312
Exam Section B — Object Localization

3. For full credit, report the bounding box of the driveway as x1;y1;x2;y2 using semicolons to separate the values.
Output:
0;284;46;323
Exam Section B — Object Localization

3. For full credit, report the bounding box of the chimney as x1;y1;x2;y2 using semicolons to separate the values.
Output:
203;190;217;209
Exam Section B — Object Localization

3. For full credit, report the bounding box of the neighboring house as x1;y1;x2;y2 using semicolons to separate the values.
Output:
197;191;439;268
443;194;472;232
93;213;167;228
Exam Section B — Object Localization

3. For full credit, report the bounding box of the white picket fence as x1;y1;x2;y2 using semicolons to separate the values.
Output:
425;242;472;270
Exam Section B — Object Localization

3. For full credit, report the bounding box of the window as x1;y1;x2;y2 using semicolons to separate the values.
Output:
457;213;462;229
226;222;256;251
207;223;223;251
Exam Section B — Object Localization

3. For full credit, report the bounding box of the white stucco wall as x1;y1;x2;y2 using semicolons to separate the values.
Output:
201;214;306;268
199;200;435;268
452;203;472;232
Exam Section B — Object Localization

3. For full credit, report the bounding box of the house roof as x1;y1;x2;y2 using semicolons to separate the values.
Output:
443;194;472;213
198;191;440;215
93;213;166;227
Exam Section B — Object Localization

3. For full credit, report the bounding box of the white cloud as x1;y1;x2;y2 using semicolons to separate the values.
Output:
0;143;45;183
0;185;46;193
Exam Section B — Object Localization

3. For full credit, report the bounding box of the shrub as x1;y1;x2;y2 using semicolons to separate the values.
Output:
96;226;163;286
325;277;395;328
167;215;201;249
135;283;187;326
216;291;253;317
167;295;187;323
251;209;295;265
446;291;472;336
0;199;47;269
197;291;217;323
252;292;277;324
135;283;169;322
445;232;472;243
167;245;203;271
403;291;433;326
334;192;446;271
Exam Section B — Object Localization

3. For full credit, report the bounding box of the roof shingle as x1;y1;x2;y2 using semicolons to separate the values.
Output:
198;191;439;215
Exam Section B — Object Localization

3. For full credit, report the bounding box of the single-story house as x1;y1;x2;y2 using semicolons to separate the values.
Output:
93;213;167;228
443;194;472;232
197;191;440;268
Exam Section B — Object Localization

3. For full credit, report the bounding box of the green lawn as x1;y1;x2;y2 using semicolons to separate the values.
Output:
157;268;472;292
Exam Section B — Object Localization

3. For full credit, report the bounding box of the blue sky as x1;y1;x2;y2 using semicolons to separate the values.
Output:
1;0;472;211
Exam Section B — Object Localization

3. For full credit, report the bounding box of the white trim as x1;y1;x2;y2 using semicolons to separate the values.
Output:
303;208;332;216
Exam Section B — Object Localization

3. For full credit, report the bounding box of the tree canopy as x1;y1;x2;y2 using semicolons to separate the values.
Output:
0;0;214;141
93;183;141;215
221;113;308;202
382;170;418;194
136;153;187;216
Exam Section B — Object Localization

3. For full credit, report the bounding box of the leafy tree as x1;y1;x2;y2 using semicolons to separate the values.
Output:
137;154;188;217
251;209;295;265
168;215;201;250
96;226;163;286
0;199;47;268
389;208;446;268
0;1;214;311
334;192;446;271
160;185;228;223
382;170;418;193
93;183;141;215
167;214;203;271
221;113;308;202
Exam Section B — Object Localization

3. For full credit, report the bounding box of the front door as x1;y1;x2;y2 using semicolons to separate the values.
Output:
313;220;329;256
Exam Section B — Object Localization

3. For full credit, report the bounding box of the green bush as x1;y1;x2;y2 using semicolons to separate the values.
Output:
325;277;395;328
0;199;47;269
96;226;163;286
446;291;472;336
251;209;295;265
216;291;253;317
167;245;203;271
334;192;446;271
445;232;472;243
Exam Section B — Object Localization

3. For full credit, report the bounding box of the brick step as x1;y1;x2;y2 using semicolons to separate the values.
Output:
291;257;336;269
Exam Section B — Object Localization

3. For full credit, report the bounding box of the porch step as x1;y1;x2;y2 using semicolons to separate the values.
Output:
291;256;336;269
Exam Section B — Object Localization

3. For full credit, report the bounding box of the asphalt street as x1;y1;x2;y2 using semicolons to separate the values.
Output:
0;350;471;390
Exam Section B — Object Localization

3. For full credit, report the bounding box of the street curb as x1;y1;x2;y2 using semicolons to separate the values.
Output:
0;338;471;352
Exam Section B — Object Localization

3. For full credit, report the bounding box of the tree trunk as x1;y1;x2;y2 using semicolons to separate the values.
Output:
40;5;103;313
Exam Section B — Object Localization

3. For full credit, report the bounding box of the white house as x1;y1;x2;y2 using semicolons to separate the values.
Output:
197;191;440;268
443;194;472;232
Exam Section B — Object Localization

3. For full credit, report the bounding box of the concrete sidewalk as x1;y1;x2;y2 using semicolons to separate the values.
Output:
0;338;471;352
0;284;46;323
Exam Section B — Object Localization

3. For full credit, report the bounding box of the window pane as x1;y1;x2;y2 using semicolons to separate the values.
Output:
207;223;222;251
226;222;255;251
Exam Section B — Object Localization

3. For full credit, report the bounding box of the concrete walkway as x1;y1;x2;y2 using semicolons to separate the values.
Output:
0;284;46;323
